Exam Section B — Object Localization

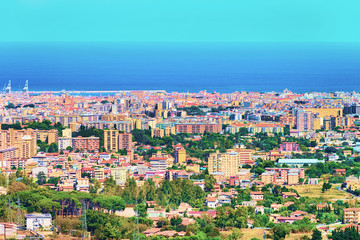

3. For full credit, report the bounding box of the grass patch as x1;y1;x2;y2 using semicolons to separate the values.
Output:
291;184;353;201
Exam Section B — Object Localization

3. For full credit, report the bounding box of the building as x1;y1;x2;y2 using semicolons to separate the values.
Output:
149;152;173;171
15;135;37;159
58;137;72;150
118;133;133;150
279;142;299;152
104;129;118;152
261;168;305;185
344;104;360;115
250;191;264;201
0;223;17;239
174;145;186;164
104;130;133;152
25;213;52;230
278;159;324;167
72;136;99;151
343;208;360;224
111;167;127;185
208;151;240;178
82;120;133;132
208;148;254;178
151;126;176;138
62;128;72;138
175;122;221;134
0;147;17;167
296;110;314;132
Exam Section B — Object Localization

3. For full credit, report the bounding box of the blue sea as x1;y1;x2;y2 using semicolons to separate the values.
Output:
0;42;359;93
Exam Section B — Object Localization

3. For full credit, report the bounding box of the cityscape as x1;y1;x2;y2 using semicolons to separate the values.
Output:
2;0;360;239
0;84;359;240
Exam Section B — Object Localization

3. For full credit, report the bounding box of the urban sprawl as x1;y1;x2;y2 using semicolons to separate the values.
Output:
1;89;360;240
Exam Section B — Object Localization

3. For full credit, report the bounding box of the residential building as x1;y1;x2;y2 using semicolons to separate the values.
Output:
343;208;360;224
25;213;52;230
72;136;99;151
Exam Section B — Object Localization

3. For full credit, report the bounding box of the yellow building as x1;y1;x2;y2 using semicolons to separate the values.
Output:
94;168;105;181
151;126;176;138
313;118;322;130
308;108;342;118
174;145;186;164
343;208;360;224
104;130;119;152
186;164;200;173
62;128;72;138
47;129;58;144
111;167;127;185
14;135;37;159
208;148;254;179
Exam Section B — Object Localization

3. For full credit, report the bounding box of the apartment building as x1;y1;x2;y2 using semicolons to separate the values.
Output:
175;122;221;134
0;147;17;167
296;110;314;132
58;137;72;150
0;128;58;148
279;142;300;152
72;136;99;151
82;120;133;132
343;208;360;224
111;167;127;185
149;152;174;171
208;148;254;178
104;130;133;152
151;126;176;138
119;133;133;150
174;144;186;164
261;168;305;185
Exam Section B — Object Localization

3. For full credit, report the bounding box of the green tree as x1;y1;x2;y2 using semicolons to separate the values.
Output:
204;175;216;192
271;223;290;240
170;216;183;227
48;143;59;153
311;228;322;240
227;228;243;240
36;171;47;185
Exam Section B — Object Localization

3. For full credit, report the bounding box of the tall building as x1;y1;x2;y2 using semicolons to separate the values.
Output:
208;149;253;178
174;144;186;164
104;130;119;152
104;130;133;152
118;133;133;150
296;110;314;132
208;152;239;178
14;135;37;159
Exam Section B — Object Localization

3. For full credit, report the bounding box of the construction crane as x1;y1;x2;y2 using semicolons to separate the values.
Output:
23;80;29;93
4;80;11;94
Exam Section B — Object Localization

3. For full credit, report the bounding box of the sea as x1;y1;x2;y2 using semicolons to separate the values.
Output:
0;42;359;94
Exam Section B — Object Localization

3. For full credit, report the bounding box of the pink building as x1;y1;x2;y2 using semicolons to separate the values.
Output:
279;142;300;152
296;110;314;131
72;136;99;151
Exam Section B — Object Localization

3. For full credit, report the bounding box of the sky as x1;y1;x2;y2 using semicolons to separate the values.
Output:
0;0;359;42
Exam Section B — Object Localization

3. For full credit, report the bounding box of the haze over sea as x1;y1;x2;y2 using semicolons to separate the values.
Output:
0;42;359;93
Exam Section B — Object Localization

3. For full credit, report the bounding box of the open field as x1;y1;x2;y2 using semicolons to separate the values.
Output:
222;228;311;240
291;184;353;201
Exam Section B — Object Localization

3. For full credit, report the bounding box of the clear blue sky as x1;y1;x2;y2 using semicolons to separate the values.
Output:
1;0;359;42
